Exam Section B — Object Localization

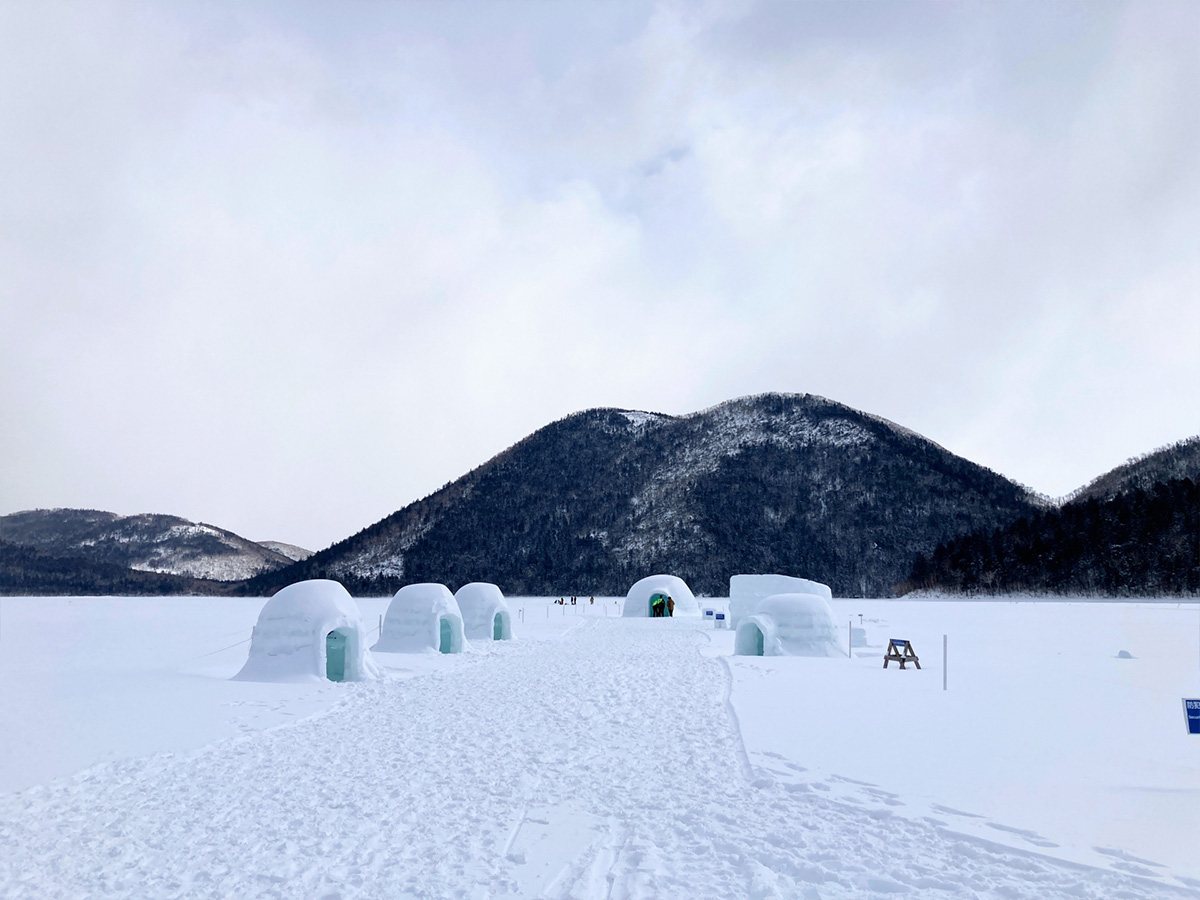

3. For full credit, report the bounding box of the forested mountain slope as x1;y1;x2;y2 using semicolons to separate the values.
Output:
907;478;1199;596
0;540;231;596
1065;436;1200;504
250;394;1042;596
0;509;296;581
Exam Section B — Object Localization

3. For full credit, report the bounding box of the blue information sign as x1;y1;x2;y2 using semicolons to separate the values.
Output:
1184;699;1200;735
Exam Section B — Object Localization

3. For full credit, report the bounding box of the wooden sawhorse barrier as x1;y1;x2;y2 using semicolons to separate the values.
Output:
884;639;921;670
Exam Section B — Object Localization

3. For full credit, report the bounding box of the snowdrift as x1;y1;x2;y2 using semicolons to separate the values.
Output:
729;574;832;628
453;582;513;641
374;583;466;654
622;574;700;617
234;579;382;683
734;592;842;657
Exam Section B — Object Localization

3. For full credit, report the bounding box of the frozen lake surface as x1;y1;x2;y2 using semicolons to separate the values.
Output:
0;595;1197;898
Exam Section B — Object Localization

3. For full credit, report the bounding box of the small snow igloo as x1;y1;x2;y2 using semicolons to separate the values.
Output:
729;574;832;629
454;582;513;641
622;574;700;618
234;579;381;683
734;593;842;657
374;583;466;654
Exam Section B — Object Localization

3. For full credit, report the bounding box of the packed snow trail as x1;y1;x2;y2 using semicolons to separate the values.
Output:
0;619;1192;899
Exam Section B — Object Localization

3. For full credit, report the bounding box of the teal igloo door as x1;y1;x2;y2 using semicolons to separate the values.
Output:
326;630;347;681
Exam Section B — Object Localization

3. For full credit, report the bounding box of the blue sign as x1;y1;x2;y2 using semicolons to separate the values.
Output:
715;613;725;620
704;610;715;617
1185;699;1200;735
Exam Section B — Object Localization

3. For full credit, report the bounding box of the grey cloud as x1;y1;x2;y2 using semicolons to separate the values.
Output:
1;0;1195;549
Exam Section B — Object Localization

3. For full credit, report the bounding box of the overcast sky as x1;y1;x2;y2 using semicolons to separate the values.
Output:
2;0;1197;551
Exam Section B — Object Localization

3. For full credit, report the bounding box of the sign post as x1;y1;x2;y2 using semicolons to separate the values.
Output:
1184;699;1200;735
943;634;947;691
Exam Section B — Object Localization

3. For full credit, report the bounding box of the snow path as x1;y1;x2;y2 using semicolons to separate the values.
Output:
1;619;1193;899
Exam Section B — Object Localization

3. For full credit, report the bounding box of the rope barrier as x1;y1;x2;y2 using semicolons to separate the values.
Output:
192;636;252;659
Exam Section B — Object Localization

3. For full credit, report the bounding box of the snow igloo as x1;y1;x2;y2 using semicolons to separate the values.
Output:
374;583;466;654
734;592;842;657
622;574;700;618
453;582;513;641
234;579;382;683
729;574;832;629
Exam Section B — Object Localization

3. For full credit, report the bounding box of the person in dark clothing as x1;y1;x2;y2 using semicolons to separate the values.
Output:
666;596;675;617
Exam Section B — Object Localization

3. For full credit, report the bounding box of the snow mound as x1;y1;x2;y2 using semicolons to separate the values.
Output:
729;574;832;628
734;592;842;657
234;579;382;682
374;583;466;654
453;582;513;641
622;574;700;617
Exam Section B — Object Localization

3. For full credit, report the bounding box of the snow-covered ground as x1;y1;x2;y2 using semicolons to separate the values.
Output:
0;595;1197;898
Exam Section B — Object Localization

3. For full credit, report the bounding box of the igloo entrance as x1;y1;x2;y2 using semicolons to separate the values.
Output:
493;614;504;640
325;629;349;681
439;618;453;653
735;622;765;656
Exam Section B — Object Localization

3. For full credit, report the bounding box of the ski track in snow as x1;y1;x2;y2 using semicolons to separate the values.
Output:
1;619;1193;900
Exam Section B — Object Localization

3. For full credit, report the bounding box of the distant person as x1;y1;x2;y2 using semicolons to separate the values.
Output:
589;596;594;605
652;595;666;617
667;596;675;617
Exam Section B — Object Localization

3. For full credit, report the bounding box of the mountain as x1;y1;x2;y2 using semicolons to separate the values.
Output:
906;477;1199;596
1064;436;1200;504
257;541;314;562
248;393;1043;597
0;509;297;581
0;540;233;596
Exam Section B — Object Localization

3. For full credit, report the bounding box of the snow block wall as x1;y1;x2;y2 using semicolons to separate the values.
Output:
729;574;832;628
734;593;842;657
454;582;513;641
622;574;700;617
234;579;382;683
374;583;466;654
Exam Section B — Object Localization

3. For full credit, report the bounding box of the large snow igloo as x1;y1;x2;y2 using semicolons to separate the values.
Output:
373;583;466;654
454;582;513;641
622;574;700;618
729;574;832;629
734;592;842;657
234;579;382;683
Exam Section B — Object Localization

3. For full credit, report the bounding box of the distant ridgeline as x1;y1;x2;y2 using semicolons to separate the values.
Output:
247;394;1041;597
5;398;1195;598
0;508;303;596
905;477;1199;597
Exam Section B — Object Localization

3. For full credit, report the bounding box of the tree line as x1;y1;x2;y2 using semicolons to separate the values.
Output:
905;478;1198;596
